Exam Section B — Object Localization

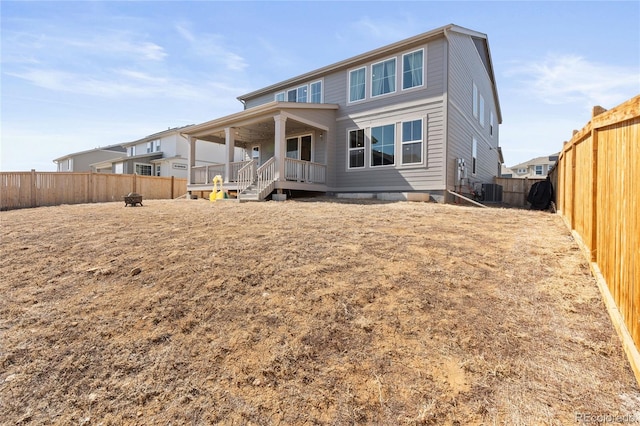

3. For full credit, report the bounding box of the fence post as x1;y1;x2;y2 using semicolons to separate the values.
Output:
570;144;577;229
170;176;175;199
590;128;599;261
30;169;37;208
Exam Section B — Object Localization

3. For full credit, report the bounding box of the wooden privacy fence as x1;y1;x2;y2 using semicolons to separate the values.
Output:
552;95;639;384
494;177;546;207
1;171;187;210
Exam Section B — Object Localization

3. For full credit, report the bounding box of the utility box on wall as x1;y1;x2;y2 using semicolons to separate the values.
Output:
482;183;503;202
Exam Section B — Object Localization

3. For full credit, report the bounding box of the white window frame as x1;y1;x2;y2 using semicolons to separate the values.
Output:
135;163;152;176
370;123;396;167
115;162;124;174
127;146;135;157
347;128;366;169
297;85;308;103
348;66;367;103
154;140;161;152
401;118;423;165
155;164;161;176
310;80;322;103
535;165;543;175
275;92;285;102
371;57;397;98
402;49;424;91
472;83;478;119
287;88;297;102
479;95;485;128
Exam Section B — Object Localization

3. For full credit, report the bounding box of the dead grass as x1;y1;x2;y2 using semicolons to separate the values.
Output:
0;197;638;425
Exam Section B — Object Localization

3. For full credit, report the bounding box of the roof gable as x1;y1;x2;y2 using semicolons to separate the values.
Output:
238;24;486;102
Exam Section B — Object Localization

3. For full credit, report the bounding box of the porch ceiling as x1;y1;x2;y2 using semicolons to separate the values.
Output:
182;102;338;145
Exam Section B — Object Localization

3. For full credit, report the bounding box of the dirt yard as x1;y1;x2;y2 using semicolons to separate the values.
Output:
1;198;638;425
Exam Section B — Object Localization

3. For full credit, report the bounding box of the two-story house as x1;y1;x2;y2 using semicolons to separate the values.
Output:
53;144;127;172
91;126;244;179
501;153;559;179
183;24;502;202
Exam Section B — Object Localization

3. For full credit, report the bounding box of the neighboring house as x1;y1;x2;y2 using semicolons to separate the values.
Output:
502;153;559;178
183;24;502;202
91;126;244;179
53;144;126;172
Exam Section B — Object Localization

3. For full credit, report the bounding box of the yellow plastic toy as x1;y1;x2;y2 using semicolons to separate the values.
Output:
209;175;228;201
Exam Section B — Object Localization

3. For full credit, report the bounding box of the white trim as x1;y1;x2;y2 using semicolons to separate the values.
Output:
370;123;396;168
401;48;425;91
371;56;397;98
347;66;367;104
472;82;478;118
310;80;323;103
346;128;366;170
400;118;424;166
134;162;153;176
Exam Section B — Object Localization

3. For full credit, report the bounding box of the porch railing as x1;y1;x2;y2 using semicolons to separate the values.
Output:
191;164;225;185
237;160;256;193
257;157;277;200
284;158;326;184
191;161;250;184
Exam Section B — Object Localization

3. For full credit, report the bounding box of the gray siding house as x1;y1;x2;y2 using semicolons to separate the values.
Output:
53;144;126;173
184;24;502;202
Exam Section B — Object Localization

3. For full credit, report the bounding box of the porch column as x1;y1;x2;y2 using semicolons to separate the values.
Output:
187;136;196;185
224;127;235;183
274;114;287;181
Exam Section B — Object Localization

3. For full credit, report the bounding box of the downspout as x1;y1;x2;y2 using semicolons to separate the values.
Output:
442;27;451;201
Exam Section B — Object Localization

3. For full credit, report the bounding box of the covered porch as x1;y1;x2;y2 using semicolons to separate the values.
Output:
183;101;338;201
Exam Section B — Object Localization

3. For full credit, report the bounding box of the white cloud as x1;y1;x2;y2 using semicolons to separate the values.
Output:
6;67;212;100
173;22;248;72
506;54;639;109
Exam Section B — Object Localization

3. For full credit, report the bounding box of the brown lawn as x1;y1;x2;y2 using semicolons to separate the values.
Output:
1;198;638;425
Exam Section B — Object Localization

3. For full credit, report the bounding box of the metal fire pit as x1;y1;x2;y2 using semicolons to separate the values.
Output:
124;193;143;207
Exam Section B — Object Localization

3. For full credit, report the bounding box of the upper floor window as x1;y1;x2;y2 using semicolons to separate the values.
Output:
479;95;485;127
348;129;365;169
277;82;320;103
401;119;423;164
146;140;160;153
127;146;135;157
402;49;424;90
535;165;543;175
310;81;322;103
372;58;396;97
371;124;395;166
349;67;366;102
472;83;478;118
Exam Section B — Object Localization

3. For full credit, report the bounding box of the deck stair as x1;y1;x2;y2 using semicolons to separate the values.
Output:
237;157;277;202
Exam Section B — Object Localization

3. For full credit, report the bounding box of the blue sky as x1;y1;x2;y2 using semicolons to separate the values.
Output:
1;1;639;171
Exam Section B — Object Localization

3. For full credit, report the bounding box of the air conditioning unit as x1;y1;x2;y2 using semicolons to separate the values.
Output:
482;183;503;203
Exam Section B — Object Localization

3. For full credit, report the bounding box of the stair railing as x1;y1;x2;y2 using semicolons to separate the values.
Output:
237;160;256;195
256;157;277;200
